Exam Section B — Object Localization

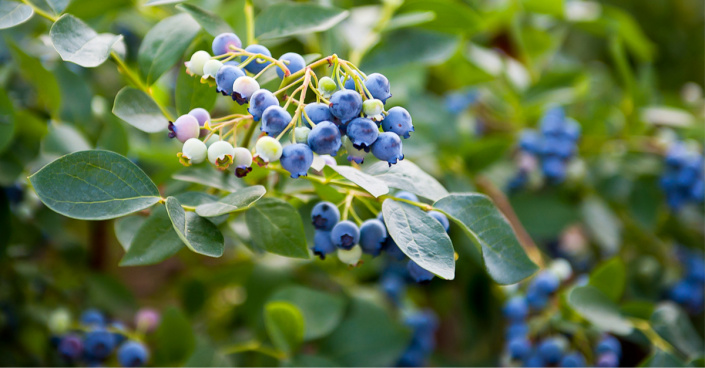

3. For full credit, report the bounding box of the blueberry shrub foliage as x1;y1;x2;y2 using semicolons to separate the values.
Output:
0;0;703;366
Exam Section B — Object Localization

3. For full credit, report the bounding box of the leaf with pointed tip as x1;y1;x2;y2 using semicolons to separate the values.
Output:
165;197;224;257
50;14;123;68
589;258;626;302
45;0;69;14
244;198;309;259
196;185;266;217
175;67;217;116
651;303;704;359
264;301;305;354
269;285;346;341
366;160;448;201
329;165;388;198
176;3;232;37
567;286;633;335
256;3;348;40
120;207;184;266
138;13;200;84
382;199;454;279
0;1;33;29
112;87;169;133
114;215;146;252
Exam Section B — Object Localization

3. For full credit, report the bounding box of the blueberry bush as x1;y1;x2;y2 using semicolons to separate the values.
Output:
0;0;703;366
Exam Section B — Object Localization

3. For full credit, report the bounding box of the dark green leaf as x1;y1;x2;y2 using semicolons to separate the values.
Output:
382;199;455;280
97;118;129;156
329;165;388;198
114;215;146;251
184;337;231;367
165;196;224;257
176;3;232;37
120;207;184;266
367;160;448;201
639;349;686;367
138;13;200;84
173;165;242;192
650;303;704;359
362;28;458;71
0;88;16;154
50;14;122;68
269;285;346;340
399;0;481;34
175;68;217;116
264;301;305;354
567;286;633;335
8;42;61;115
29;150;161;220
434;193;537;284
41;122;91;155
589;258;626;302
112;87;169;133
154;307;196;366
244;198;309;259
195;185;266;217
0;1;33;29
256;2;348;40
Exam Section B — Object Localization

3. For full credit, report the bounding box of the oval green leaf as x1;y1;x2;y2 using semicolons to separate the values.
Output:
175;70;217;116
138;13;200;85
589;258;626;302
165;196;224;257
362;28;458;71
112;87;169;133
42;122;91;155
176;3;232;37
567;285;633;335
29;150;161;220
195;185;266;217
0;1;33;29
382;199;455;280
650;303;704;359
329;165;388;198
120;207;184;266
244;198;309;259
264;301;305;354
50;14;123;68
154;307;196;366
0;88;16;155
173;165;242;192
8;42;61;115
366;160;448;201
269;285;346;341
255;3;348;40
433;193;537;284
114;215;146;252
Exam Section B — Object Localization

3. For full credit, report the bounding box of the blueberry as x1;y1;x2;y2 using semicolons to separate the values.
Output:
519;130;542;154
343;71;363;90
427;211;449;232
188;108;210;138
382;236;406;261
444;89;477;114
371;132;404;166
595;335;621;358
364;73;391;103
596;352;619;367
396;191;419;202
280;143;313;178
135;308;160;333
248;89;279;122
117;341;149;367
359;219;387;256
331;220;360;250
560;351;586;367
311;202;340;231
276;52;306;79
179;138;208;166
362;99;384;120
215;65;245;96
187;50;210;76
80;309;106;327
233;147;253;177
507;337;531;360
380;273;405;303
670;279;695;304
343;136;368;164
168;115;200;143
212;32;242;55
308;121;342;156
240;44;271;74
505;322;529;339
691;179;704;202
48;309;71;334
346;117;379;150
232;76;259;104
202;59;223;79
312;230;336;259
531;271;560;294
542;156;566;182
397;348;426;367
526;288;548;309
407;260;434;283
537;337;565;364
337;245;362;266
58;334;83;360
318;76;338;98
255;136;283;162
503;296;528;321
83;328;116;360
405;310;439;335
303;102;335;128
208;141;234;169
329;90;363;122
687;257;705;282
540;106;566;136
665;142;689;167
261;105;292;137
525;352;546;367
294;127;310;144
563;118;581;141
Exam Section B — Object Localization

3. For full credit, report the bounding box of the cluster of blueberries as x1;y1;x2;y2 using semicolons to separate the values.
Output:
668;247;705;314
444;88;478;115
509;107;581;190
309;191;449;283
660;141;704;210
397;310;440;367
48;308;157;367
170;32;414;179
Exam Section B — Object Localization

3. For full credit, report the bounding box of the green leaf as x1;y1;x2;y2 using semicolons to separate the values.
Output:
329;165;388;198
264;301;305;354
244;198;309;259
567;285;633;335
175;68;217;116
29;150;161;220
195;185;266;217
323;297;410;366
145;0;185;5
367;160;449;201
120;207;184;266
0;88;16;155
382;199;454;280
362;28;458;71
173;165;242;192
650;303;704;359
50;14;122;68
165;197;224;257
8;42;61;115
112;87;169;133
269;285;346;340
154;307;196;366
589;258;626;302
176;3;232;37
45;0;69;14
138;13;200;85
184;337;231;367
398;0;481;34
41;122;91;155
522;0;563;16
581;196;621;255
255;2;348;40
114;215;145;251
639;349;686;367
434;193;537;284
0;1;33;29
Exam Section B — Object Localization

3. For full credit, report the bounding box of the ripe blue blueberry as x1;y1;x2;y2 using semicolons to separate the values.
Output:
506;322;529;339
280;143;313;178
308;121;342;156
346;117;379;150
537;337;566;364
595;335;621;358
58;334;83;360
276;52;305;79
540;106;566;136
564;118;581;141
526;288;549;309
212;32;242;55
519;130;542;154
311;201;340;231
343;71;363;90
364;73;392;103
329;90;363;122
240;44;271;74
531;271;560;294
407;260;434;283
383;236;406;261
427;211;449;232
596;352;619;367
248;89;279;122
359;219;387;256
215;65;245;96
331;220;360;250
117;341;149;367
508;337;531;360
303;102;335;128
396;191;419;202
542;156;566;182
83;328;116;360
560;351;586;367
80;309;106;327
111;322;128;344
503;296;528;321
312;230;336;259
371;132;404;166
444;88;478;114
261;106;292;137
380;273;405;304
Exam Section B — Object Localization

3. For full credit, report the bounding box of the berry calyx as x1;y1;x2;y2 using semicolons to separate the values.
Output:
331;220;360;250
311;201;340;231
232;76;259;105
207;140;235;170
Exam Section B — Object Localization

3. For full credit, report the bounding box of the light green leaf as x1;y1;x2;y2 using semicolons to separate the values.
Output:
8;42;61;115
154;307;196;366
114;215;146;252
138;13;200;85
120;207;184;266
269;285;346;340
145;0;185;5
581;196;621;255
165;197;224;257
173;165;242;192
522;0;563;16
50;14;122;68
29;150;161;220
0;1;33;29
0;88;16;155
651;303;704;359
367;160;448;201
434;193;537;284
399;0;482;34
264;301;305;354
329;165;388;198
244;198;309;259
195;185;266;217
256;2;348;40
567;285;633;335
42;122;91;155
589;258;626;302
176;3;232;37
382;199;455;280
112;87;169;133
175;70;217;116
45;0;69;14
362;29;459;71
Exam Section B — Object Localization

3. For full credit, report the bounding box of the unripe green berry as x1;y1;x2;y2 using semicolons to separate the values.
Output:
179;138;207;166
205;134;220;147
48;309;71;334
255;136;283;162
362;98;384;120
318;76;338;98
208;140;235;169
337;245;362;266
203;59;223;79
294;127;311;144
233;147;253;167
188;51;211;76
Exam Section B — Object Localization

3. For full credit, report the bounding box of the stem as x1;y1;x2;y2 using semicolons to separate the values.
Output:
627;317;681;358
348;0;399;65
239;116;257;149
21;0;57;21
342;193;354;221
244;0;255;45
